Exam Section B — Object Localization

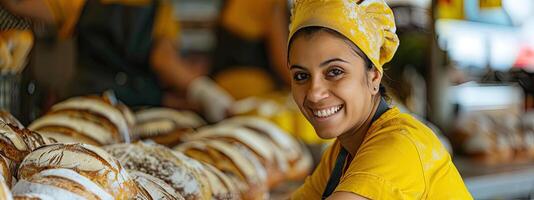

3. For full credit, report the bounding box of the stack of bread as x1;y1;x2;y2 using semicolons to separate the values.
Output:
28;95;134;146
0;94;313;199
175;116;312;193
453;112;534;165
133;107;206;146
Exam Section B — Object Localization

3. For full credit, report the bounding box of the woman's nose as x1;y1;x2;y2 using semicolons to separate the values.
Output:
306;77;329;103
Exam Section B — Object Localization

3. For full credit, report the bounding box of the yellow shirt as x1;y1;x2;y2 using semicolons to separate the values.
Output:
221;0;286;40
291;107;472;199
44;0;178;40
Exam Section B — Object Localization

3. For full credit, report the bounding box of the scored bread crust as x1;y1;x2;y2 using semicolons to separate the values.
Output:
0;123;56;163
134;108;206;143
0;175;12;200
184;125;287;187
220;116;301;161
33;127;100;146
0;154;14;187
0;123;57;187
175;140;268;200
0;111;23;129
13;168;113;200
129;170;184;200
219;117;313;181
186;126;275;164
17;143;138;199
29;114;113;145
104;142;212;200
50;97;131;143
199;162;240;200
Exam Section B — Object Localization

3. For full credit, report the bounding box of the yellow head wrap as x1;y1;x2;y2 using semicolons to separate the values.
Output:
288;0;399;73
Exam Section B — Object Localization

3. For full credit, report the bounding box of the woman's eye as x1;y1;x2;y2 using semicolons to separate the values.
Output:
327;68;344;77
293;72;309;81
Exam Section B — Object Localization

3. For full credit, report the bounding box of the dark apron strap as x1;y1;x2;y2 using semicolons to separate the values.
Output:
321;97;390;199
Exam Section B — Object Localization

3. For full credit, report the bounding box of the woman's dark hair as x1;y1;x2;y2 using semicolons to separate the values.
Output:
288;26;388;98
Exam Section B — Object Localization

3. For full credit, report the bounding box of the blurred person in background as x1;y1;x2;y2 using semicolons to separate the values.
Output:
1;0;233;122
287;0;472;199
211;0;290;99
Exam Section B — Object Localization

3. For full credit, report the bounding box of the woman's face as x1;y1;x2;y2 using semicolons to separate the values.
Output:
288;30;380;139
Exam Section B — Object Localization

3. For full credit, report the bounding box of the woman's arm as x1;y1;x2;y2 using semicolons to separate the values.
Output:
0;0;55;23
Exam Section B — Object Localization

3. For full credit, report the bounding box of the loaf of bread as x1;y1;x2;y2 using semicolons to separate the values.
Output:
0;110;23;129
199;162;240;200
454;113;514;165
129;170;184;200
219;116;313;181
17;143;138;199
175;140;268;200
183;125;285;188
12;168;114;200
0;123;56;163
0;123;58;187
134;108;206;146
0;153;14;187
13;193;54;200
29;113;114;146
29;96;133;145
0;175;12;200
104;142;212;200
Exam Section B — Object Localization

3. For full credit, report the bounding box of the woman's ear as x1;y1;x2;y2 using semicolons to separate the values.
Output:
367;67;382;95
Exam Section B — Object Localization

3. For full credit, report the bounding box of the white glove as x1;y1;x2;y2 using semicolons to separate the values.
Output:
187;76;234;122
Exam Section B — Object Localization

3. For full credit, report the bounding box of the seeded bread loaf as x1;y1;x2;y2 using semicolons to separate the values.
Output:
105;142;212;200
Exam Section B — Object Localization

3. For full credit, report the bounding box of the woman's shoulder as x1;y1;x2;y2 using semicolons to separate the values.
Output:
364;106;451;169
369;107;438;140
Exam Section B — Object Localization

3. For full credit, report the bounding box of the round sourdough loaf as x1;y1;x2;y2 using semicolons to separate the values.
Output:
17;143;138;199
12;168;113;200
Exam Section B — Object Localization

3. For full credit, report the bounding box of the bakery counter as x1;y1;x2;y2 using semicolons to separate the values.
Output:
455;156;534;199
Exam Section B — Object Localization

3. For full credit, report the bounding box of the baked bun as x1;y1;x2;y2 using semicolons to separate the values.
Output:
29;96;132;145
129;170;185;200
134;108;205;146
104;142;212;200
0;110;23;129
17;143;138;199
12;168;113;200
175;140;268;200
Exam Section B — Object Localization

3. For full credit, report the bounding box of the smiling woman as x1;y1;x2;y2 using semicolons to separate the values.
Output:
287;0;472;200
